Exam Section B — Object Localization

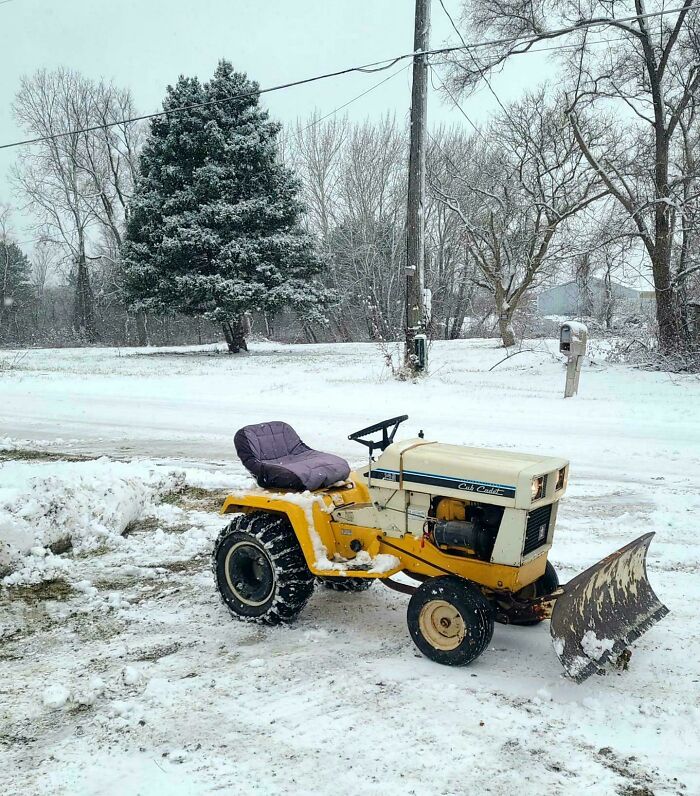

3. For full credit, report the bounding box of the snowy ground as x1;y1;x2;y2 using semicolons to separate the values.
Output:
1;339;699;795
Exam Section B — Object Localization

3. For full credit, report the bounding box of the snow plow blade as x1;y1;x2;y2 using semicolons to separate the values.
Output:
550;533;668;683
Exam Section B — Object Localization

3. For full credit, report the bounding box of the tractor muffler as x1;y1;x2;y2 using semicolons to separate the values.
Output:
550;533;668;683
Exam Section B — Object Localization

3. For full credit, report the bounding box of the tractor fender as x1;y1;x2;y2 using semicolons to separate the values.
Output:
221;492;337;576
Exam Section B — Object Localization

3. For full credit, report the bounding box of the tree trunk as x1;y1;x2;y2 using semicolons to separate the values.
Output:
652;120;688;355
0;245;9;339
136;308;148;346
447;271;469;339
221;316;249;353
303;322;319;344
603;266;614;330
494;288;516;347
497;312;516;348
263;312;273;339
73;249;97;342
331;317;352;343
652;249;687;355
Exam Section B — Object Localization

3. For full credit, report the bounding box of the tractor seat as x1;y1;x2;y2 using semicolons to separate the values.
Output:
234;421;351;492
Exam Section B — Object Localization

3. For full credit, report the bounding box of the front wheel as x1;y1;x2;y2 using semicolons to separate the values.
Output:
407;576;494;666
213;511;315;625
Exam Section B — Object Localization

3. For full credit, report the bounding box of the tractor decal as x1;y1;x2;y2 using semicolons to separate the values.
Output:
370;468;517;499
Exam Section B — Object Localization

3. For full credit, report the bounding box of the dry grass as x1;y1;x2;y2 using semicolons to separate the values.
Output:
0;448;91;463
7;578;75;604
155;554;208;574
161;485;229;513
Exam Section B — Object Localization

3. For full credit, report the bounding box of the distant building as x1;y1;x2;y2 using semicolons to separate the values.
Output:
537;279;654;317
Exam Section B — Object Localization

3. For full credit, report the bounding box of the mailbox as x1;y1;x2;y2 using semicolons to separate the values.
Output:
559;321;587;398
560;322;587;357
413;333;427;372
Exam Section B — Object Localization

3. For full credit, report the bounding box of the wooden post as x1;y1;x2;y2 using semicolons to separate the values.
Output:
405;0;430;373
564;355;584;398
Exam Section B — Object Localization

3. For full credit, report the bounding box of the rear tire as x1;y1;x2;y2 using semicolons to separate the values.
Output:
317;576;374;592
213;511;315;625
407;576;494;666
507;561;560;627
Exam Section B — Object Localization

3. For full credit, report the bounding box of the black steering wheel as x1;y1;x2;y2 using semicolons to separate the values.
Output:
348;415;409;455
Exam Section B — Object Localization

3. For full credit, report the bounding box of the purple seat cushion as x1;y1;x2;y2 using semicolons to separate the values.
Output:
234;421;350;491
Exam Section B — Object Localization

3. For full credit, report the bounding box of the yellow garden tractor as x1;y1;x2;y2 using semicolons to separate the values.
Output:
212;416;668;682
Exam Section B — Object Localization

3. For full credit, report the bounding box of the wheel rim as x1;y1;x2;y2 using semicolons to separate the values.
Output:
224;542;276;606
418;599;466;651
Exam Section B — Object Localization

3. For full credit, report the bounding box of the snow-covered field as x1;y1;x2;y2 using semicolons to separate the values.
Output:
1;339;699;795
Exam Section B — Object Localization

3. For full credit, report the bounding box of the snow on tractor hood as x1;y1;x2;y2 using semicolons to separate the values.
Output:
365;438;569;509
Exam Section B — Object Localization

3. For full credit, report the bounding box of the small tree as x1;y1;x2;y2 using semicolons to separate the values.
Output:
0;209;34;343
14;69;142;344
121;61;327;352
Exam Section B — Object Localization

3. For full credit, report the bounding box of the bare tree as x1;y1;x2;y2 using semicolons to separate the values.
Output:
292;115;522;343
290;114;351;340
0;205;12;336
335;116;407;340
76;82;142;250
292;115;407;341
13;69;142;343
14;70;99;340
449;0;700;356
431;91;606;346
30;241;55;335
675;90;700;315
426;127;479;339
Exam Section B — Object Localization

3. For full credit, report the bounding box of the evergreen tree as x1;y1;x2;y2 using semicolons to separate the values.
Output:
0;240;34;343
121;61;328;352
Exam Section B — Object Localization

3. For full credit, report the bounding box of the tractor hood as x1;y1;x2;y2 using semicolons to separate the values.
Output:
367;439;569;509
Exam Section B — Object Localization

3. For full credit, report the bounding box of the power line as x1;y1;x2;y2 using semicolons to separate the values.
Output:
428;34;632;65
0;58;406;152
301;63;410;132
3;70;412;251
0;2;694;152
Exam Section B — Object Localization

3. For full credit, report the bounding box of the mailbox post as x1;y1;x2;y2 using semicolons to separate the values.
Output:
560;322;587;398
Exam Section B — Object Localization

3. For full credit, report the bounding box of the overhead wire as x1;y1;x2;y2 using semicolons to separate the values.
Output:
5;65;415;250
427;33;633;66
0;2;695;152
301;63;410;132
0;58;409;152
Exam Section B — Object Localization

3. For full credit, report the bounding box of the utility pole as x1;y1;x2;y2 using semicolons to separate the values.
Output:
405;0;430;373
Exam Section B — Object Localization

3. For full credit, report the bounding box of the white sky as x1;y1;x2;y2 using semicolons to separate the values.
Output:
0;0;548;243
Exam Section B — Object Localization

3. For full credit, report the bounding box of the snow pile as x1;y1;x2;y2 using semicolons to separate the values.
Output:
0;459;185;580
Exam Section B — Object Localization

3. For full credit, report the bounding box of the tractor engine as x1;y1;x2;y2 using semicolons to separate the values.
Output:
431;498;503;562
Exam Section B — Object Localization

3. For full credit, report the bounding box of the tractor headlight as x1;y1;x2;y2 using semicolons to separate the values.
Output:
556;467;567;490
531;476;545;501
